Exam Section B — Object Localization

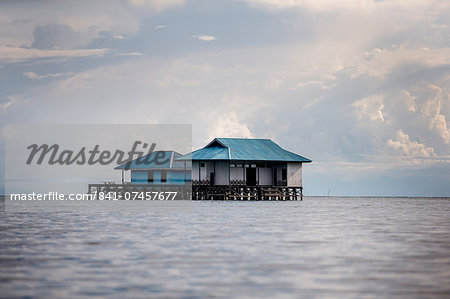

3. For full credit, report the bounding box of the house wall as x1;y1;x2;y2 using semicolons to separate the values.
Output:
153;171;161;183
131;170;147;183
219;162;284;186
230;166;244;182
191;160;303;187
131;170;189;185
287;163;302;187
203;161;214;181
192;161;215;182
169;171;188;185
258;168;272;185
214;161;229;185
266;164;282;186
192;161;199;181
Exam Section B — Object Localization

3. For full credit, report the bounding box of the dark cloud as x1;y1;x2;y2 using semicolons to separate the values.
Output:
31;24;89;49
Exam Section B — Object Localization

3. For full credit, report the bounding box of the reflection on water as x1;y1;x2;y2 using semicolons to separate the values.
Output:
1;197;449;298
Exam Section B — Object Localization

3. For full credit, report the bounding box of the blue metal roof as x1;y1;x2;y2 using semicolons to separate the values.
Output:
178;138;311;162
171;152;189;168
115;151;186;170
179;146;229;161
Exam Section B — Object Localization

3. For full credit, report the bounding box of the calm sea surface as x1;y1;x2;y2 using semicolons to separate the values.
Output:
0;197;449;298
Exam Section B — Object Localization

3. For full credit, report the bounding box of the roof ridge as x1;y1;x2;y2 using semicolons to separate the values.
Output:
169;151;174;168
217;137;271;140
178;138;311;162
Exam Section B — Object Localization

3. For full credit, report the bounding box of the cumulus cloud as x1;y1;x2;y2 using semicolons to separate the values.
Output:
349;46;450;79
397;90;417;113
421;85;450;144
352;95;385;122
387;129;435;158
348;83;449;162
206;110;254;141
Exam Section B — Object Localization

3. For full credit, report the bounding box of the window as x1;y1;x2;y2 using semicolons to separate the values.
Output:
282;169;287;181
161;170;167;183
200;163;205;167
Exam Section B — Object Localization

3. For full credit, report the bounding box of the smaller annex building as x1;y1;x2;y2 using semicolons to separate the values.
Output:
115;151;191;185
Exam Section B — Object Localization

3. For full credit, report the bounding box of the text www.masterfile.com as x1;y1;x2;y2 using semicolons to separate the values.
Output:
9;191;178;201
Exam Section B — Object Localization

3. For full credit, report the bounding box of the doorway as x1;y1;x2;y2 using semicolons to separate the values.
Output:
246;167;257;186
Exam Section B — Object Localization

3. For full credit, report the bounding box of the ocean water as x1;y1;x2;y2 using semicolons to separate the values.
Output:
0;197;449;298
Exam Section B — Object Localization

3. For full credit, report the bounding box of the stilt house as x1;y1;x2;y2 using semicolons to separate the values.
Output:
179;138;311;187
88;138;311;200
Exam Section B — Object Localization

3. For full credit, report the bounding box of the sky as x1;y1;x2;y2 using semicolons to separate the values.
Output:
0;0;449;196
